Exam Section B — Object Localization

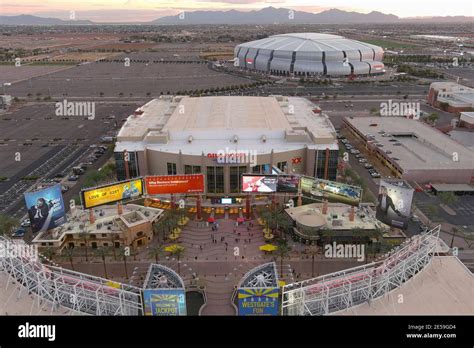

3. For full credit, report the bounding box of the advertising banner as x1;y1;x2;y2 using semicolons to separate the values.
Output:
276;175;300;193
238;288;279;316
145;174;204;195
81;178;143;209
301;177;362;205
242;175;278;193
376;180;414;229
143;289;187;316
24;184;67;233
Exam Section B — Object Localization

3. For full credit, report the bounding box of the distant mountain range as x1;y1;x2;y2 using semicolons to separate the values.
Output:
152;7;399;25
0;14;93;25
0;8;472;26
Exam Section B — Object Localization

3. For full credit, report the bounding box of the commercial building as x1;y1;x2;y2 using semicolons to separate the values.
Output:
235;33;384;77
284;202;391;243
114;95;339;196
32;203;163;251
343;116;474;184
427;82;474;113
459;111;474;129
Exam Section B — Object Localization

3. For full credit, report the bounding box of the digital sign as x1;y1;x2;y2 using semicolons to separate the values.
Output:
300;177;362;205
242;175;278;193
238;288;279;316
81;178;143;209
143;289;187;316
276;175;300;193
145;174;204;195
376;180;414;229
24;184;67;233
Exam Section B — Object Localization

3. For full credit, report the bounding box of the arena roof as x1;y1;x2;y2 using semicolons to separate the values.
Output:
237;33;382;54
116;96;338;154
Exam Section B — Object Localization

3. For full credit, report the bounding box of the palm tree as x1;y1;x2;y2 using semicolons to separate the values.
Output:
148;245;163;263
260;207;293;239
94;248;109;278
109;234;119;261
62;247;75;270
306;245;319;278
118;246;129;279
169;245;185;274
275;239;291;279
78;230;90;261
41;247;56;264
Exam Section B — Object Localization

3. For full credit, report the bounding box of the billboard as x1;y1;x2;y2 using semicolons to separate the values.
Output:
81;178;143;209
300;177;362;205
376;180;414;229
24;184;67;233
276;175;300;193
242;175;278;193
238;288;279;316
143;289;187;316
145;174;204;195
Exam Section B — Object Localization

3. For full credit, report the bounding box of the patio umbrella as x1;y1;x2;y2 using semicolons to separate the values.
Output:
237;217;245;223
207;217;215;223
259;244;278;252
164;244;182;253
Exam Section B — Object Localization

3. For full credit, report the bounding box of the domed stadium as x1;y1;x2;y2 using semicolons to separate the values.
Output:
234;33;385;77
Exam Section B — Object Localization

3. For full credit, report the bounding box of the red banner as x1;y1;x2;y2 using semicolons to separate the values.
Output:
145;174;204;195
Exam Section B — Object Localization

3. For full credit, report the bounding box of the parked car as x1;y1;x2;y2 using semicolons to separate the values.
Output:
370;171;381;178
358;158;368;163
355;153;363;159
11;227;26;238
61;185;70;193
68;175;79;181
364;163;373;169
20;218;31;228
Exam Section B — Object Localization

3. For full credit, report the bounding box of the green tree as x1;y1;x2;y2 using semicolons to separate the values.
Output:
0;214;19;236
275;239;292;279
148;245;163;263
94;248;109;278
438;192;458;206
78;230;90;262
62;247;75;270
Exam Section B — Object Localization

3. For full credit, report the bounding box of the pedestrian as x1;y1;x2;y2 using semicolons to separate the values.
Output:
200;245;203;251
233;228;236;233
247;225;250;231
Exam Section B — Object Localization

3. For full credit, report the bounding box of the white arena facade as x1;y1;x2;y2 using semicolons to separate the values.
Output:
235;33;385;77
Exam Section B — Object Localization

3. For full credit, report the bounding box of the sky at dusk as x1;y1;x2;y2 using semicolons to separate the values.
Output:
1;0;473;22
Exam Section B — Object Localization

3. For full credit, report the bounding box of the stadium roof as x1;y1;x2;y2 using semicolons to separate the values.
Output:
236;33;382;53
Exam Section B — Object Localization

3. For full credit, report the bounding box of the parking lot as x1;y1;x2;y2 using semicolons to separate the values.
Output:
414;193;474;228
0;102;140;214
4;58;251;98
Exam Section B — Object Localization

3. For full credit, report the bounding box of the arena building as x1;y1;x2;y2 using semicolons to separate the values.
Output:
114;95;339;196
235;33;385;77
343;116;474;184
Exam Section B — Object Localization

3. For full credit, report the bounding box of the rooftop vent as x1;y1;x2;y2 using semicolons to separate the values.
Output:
232;135;238;143
188;135;193;143
261;135;267;143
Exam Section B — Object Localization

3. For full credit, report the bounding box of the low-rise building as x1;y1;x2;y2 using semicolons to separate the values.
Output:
32;203;163;251
427;82;474;113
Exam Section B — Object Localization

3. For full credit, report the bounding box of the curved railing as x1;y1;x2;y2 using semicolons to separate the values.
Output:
0;235;143;316
281;226;441;315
